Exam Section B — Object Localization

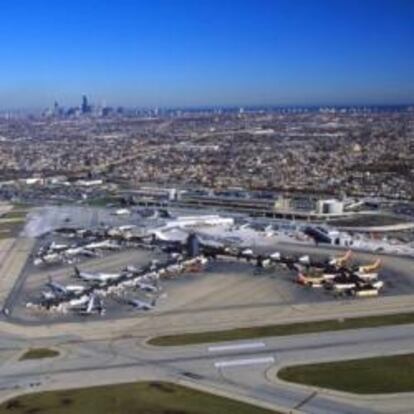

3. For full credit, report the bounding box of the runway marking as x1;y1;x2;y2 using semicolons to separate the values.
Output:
214;356;275;368
208;342;266;353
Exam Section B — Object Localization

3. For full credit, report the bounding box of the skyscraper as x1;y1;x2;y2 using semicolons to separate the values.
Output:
81;95;89;114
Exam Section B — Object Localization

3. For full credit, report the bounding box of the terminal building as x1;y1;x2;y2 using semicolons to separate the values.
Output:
316;199;344;215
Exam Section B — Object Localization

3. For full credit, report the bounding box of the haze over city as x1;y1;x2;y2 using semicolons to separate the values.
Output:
1;0;413;109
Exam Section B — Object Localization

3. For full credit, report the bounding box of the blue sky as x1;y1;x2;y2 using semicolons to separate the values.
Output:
0;0;413;108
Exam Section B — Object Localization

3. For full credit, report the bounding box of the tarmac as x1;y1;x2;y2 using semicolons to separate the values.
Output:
1;227;414;412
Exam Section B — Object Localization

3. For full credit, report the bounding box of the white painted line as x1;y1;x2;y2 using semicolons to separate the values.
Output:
214;356;275;368
208;342;266;353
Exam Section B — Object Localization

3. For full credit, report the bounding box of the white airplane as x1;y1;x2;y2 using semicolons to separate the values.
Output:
48;241;69;252
72;295;105;315
113;208;130;216
127;298;156;311
261;258;273;268
124;264;144;275
44;278;86;297
270;251;281;261
73;266;124;283
65;247;97;257
135;280;159;293
68;295;90;308
85;240;121;251
240;248;254;258
118;225;137;232
36;252;61;265
298;255;311;264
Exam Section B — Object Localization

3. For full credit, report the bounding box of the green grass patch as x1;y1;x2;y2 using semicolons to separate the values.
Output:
278;353;414;394
84;196;119;207
0;381;278;414
12;202;34;209
19;348;60;361
329;214;410;227
149;312;414;346
2;210;28;220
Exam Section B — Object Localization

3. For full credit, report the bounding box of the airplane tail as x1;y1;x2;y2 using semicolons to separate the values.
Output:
360;259;381;273
86;295;95;314
270;251;281;261
296;273;306;285
343;250;352;262
336;250;352;265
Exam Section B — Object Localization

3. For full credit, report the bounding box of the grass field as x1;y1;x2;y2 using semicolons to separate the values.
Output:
148;312;414;346
84;196;119;207
0;381;279;414
328;214;410;227
2;210;29;220
19;348;60;361
278;353;414;394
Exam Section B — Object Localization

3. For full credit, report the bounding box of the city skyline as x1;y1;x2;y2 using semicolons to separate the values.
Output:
1;0;413;109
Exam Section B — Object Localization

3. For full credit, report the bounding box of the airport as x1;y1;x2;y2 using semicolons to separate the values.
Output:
0;201;414;413
0;1;413;411
6;204;407;322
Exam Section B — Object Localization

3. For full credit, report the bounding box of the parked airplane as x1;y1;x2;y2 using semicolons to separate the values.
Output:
127;297;156;311
72;294;105;315
358;259;382;273
43;277;86;298
84;240;121;251
353;284;381;297
178;256;208;273
353;259;382;280
65;247;98;258
270;251;281;261
326;273;362;291
296;271;325;287
329;250;352;267
34;253;61;265
239;248;254;260
48;241;69;252
67;295;90;308
298;253;347;271
326;272;384;292
73;266;124;283
135;279;159;293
